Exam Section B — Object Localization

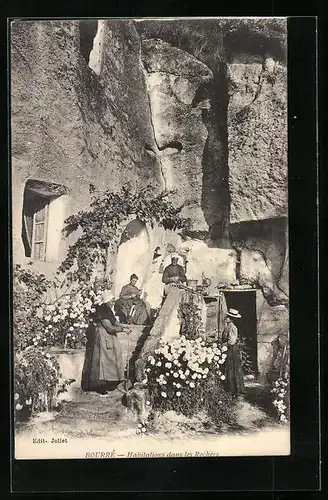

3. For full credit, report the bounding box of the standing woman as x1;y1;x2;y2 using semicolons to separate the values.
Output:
81;291;130;395
221;308;245;397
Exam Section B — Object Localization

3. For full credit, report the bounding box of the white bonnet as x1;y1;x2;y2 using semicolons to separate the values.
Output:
100;290;115;304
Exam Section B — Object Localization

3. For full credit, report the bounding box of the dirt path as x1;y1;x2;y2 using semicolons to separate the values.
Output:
15;386;290;459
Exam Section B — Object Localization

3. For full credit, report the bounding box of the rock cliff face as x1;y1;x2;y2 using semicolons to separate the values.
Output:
227;57;288;224
11;20;163;269
141;38;213;231
11;20;288;376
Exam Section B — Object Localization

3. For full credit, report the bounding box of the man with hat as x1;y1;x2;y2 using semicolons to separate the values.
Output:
221;308;245;397
81;290;131;395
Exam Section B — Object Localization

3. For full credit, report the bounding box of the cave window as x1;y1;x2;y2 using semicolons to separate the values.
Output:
79;20;99;68
22;180;68;262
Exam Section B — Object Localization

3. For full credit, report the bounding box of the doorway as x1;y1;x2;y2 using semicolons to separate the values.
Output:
223;290;258;374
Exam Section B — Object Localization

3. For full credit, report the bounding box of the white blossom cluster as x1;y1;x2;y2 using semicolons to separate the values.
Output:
40;285;106;347
271;377;289;423
145;335;228;399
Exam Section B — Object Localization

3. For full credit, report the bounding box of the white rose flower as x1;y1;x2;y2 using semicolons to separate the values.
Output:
176;391;181;397
157;361;162;367
222;346;228;352
161;392;167;398
220;375;225;380
173;373;179;378
190;382;195;388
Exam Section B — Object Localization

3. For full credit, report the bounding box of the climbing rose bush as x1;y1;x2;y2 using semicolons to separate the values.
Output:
144;336;237;428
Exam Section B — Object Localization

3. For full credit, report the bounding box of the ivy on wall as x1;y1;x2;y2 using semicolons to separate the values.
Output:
58;183;191;283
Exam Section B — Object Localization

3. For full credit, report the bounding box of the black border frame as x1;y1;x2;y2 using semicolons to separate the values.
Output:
5;15;320;494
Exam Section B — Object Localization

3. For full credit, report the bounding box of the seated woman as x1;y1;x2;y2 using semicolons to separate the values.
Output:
81;291;131;395
162;255;187;297
114;274;149;325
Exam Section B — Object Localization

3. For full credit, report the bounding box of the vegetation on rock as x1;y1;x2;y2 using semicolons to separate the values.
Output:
58;183;191;282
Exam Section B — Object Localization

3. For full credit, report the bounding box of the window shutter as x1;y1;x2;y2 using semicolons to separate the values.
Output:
31;197;49;261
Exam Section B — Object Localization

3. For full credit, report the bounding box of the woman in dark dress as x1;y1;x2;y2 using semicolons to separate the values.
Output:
81;291;131;394
221;308;245;397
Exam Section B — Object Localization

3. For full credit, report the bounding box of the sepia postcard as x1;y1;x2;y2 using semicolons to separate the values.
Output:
11;17;290;460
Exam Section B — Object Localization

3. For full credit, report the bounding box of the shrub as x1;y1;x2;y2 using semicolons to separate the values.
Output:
270;376;290;423
270;336;290;423
40;277;109;349
13;264;52;352
144;336;237;429
14;346;72;423
178;296;205;341
237;336;254;375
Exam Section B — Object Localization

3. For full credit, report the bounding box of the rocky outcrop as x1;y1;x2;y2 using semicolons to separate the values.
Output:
141;38;213;230
256;290;289;380
227;58;288;224
231;217;289;304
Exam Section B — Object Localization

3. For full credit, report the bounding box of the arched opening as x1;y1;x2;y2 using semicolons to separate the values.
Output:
114;219;150;298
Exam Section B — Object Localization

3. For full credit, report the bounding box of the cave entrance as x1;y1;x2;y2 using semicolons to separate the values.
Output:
223;290;258;374
114;219;150;298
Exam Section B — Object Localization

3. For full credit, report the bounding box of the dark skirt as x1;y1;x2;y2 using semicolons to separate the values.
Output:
223;345;245;396
114;297;149;325
81;324;124;392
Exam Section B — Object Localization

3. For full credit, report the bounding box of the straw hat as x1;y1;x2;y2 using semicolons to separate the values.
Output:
100;290;115;305
227;308;241;319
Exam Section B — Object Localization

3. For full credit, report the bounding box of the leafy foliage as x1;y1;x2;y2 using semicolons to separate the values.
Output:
13;264;52;352
270;376;289;423
178;296;205;340
58;184;190;282
136;18;287;70
14;346;74;423
237;336;254;375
